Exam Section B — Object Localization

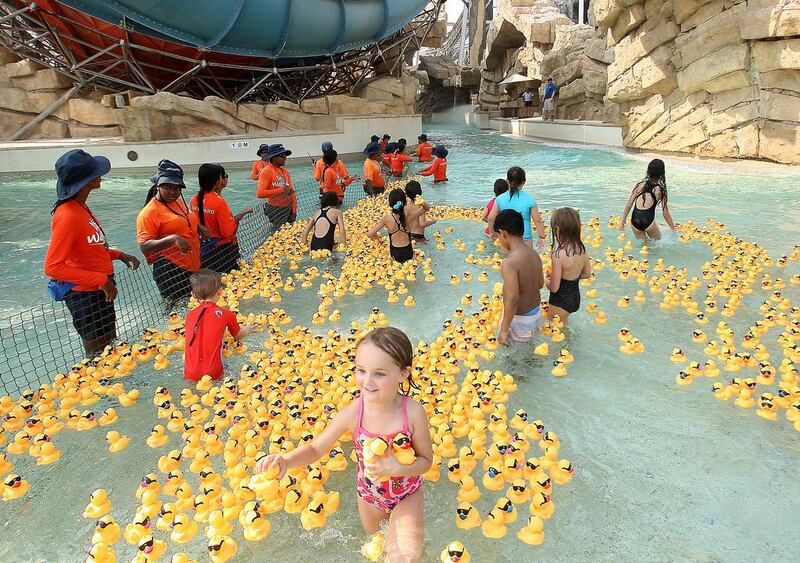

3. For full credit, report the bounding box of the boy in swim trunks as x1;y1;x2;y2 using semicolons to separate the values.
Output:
494;209;544;346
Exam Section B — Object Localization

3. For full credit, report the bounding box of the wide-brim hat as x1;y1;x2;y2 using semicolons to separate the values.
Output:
382;134;391;140
149;159;185;188
55;149;111;201
267;143;292;159
418;134;427;141
433;145;448;158
363;141;381;155
256;143;269;156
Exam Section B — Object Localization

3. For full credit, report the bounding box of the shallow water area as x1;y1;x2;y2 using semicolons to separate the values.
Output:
1;126;800;562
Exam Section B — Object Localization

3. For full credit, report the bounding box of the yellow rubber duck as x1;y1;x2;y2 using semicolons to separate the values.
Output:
455;501;482;529
692;329;707;343
517;515;545;545
2;474;29;501
634;290;646;303
83;489;112;519
551;360;568;377
86;543;116;563
106;431;130;453
456;475;481;503
360;532;385;562
529;491;555;519
76;410;97;431
670;349;687;363
704;360;721;378
480;508;508;538
392;432;417;465
404;295;416;307
118;389;140;407
533;342;550;356
440;541;470;563
755;394;777;421
98;408;119;426
146;425;169;448
594;311;607;324
133;535;167;563
482;466;505;491
241;508;272;541
153;354;170;371
170;514;199;544
617;296;630;308
551;459;574;485
506;478;531;504
36;441;62;465
92;515;121;545
123;511;152;545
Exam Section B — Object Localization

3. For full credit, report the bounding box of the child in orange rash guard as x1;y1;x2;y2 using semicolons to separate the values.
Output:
420;145;448;183
183;269;254;382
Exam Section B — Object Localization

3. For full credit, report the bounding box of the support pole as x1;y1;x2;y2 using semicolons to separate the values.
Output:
578;0;585;24
9;84;81;142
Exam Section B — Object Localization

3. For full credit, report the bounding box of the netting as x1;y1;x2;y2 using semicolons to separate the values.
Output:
0;177;371;397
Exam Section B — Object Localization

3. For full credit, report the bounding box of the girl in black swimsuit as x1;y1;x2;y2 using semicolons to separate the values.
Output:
620;159;676;240
367;188;426;263
546;207;592;323
302;192;346;252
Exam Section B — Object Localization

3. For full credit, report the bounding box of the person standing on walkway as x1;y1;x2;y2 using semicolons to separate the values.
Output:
138;160;201;301
542;78;557;121
257;143;297;229
45;149;140;356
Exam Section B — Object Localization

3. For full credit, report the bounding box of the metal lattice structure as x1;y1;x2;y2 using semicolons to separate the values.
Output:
0;0;444;104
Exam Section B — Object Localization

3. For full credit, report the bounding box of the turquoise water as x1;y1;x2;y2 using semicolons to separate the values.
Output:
0;126;799;561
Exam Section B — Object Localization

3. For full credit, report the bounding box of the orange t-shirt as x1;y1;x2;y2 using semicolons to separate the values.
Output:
321;165;354;199
44;200;121;291
390;152;413;176
416;142;433;162
251;159;267;181
190;191;238;245
136;197;201;271
363;158;385;189
257;163;297;213
313;159;349;183
421;157;448;182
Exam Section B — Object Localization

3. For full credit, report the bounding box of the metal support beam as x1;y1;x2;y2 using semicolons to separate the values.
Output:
10;84;82;141
578;0;585;24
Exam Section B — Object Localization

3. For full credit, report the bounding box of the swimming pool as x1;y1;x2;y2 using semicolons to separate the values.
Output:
0;126;799;561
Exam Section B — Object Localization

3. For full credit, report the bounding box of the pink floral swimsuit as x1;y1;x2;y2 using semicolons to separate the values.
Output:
352;395;423;512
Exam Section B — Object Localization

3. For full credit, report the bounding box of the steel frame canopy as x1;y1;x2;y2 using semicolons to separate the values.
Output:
0;0;443;103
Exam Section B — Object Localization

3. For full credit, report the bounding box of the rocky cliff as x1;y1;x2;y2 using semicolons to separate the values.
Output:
596;0;799;164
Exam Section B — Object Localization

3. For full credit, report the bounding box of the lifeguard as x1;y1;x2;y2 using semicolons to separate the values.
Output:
420;145;448;183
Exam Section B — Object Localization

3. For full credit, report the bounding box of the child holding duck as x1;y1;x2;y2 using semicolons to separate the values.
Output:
256;327;432;562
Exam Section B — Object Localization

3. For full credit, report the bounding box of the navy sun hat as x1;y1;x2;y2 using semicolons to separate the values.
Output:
150;159;185;188
363;141;381;155
418;134;427;141
55;149;111;201
267;143;292;160
256;143;269;156
433;145;449;158
321;141;334;153
385;142;398;154
382;134;390;140
370;135;379;143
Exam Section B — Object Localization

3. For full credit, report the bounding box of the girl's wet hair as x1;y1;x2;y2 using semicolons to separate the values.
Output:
388;188;408;229
405;180;422;200
196;164;225;226
642;158;667;206
507;166;526;198
550;207;586;256
493;178;509;197
356;327;419;394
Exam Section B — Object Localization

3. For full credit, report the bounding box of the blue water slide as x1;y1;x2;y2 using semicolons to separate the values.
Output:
56;0;431;57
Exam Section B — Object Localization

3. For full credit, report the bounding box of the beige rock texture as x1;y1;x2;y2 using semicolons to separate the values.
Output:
0;46;418;141
595;0;800;164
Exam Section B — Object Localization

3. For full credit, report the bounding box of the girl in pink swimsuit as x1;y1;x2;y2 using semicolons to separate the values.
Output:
256;327;433;562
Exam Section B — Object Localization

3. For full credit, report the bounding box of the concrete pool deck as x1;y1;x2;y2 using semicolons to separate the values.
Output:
0;114;422;174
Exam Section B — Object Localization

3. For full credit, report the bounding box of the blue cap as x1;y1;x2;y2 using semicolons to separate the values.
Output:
267;143;292;159
55;149;111;201
433;145;448;158
363;142;381;155
418;134;427;141
321;141;333;153
149;159;185;188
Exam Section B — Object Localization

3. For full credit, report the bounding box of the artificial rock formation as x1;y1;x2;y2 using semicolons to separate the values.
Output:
595;0;800;164
0;45;420;142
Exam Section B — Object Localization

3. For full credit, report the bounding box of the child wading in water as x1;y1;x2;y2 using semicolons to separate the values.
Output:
482;178;509;237
367;189;427;263
404;181;436;242
546;207;592;324
257;327;432;562
493;209;544;345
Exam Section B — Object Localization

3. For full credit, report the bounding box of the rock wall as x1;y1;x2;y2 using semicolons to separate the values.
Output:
595;0;800;164
0;46;419;143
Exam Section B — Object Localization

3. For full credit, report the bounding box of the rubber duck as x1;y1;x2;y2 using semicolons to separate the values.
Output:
146;425;169;448
283;488;308;514
517;515;546;545
594;311;607;324
634;290;646;303
392;432;416;465
480;508;507;538
704;360;721;378
105;431;130;453
134;535;167;563
98;408;119;426
137;473;160;500
456;475;481;503
360;532;385;562
507;478;532;504
204;510;233;539
83;489;112;519
551;360;568;377
671;349;687;363
241;508;272;541
482;466;505;491
118;389;140;407
207;535;239;563
533;342;550;356
551;459;574;485
755;394;777;421
157;449;182;473
361;437;389;481
617;296;630;308
76;410;97;431
153;354;170;371
529;491;555;519
169;513;199;544
0;453;12;476
2;473;29;501
123;511;152;545
404;296;416;307
36;440;62;465
86;543;116;563
734;384;756;409
92;515;121;545
155;503;176;532
301;490;338;530
692;329;707;343
454;500;481;529
440;540;470;563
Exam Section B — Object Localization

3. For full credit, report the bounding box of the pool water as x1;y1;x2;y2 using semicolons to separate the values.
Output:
0;126;799;562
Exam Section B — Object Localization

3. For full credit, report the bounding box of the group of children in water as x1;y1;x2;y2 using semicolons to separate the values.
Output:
189;139;674;561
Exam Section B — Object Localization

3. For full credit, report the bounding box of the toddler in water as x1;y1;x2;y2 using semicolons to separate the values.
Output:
545;208;592;324
482;178;509;236
183;269;253;382
257;327;432;562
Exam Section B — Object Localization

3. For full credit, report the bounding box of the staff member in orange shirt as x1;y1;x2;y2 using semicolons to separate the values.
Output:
379;134;390;154
362;141;385;197
250;144;269;181
191;164;253;274
137;160;202;301
416;134;433;162
44;149;140;355
421;145;449;183
257;143;297;229
389;139;413;177
320;150;358;206
312;141;349;188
